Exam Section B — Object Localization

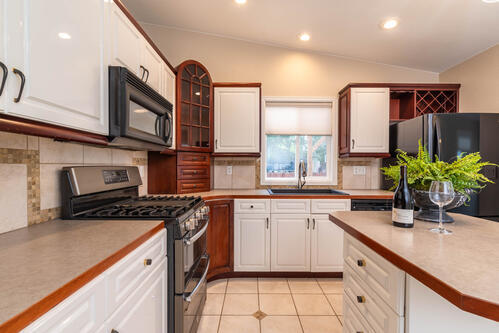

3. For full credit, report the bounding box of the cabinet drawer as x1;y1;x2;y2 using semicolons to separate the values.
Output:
24;275;107;333
177;152;210;166
177;165;210;180
344;264;404;333
234;199;270;214
343;291;375;333
177;179;210;193
107;229;166;315
271;199;310;214
311;199;351;214
344;234;405;315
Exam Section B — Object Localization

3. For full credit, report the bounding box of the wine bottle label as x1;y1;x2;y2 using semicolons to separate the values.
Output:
392;208;414;225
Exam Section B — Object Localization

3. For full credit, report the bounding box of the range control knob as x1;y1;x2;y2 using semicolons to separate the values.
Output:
186;218;197;230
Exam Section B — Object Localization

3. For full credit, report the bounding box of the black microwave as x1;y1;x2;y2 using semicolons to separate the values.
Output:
108;66;173;150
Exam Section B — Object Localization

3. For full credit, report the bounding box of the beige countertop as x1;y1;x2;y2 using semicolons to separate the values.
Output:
329;211;499;321
0;219;164;332
179;189;393;200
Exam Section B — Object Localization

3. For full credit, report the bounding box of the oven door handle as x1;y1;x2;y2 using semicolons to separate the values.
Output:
183;220;209;246
184;254;210;303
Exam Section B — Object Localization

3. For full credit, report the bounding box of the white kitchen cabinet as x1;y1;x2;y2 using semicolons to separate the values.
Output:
271;214;311;271
234;199;270;214
234;214;271;271
310;214;344;272
349;87;390;153
109;1;142;76
24;275;108;333
142;42;163;93
271;199;311;214
105;259;167;333
2;0;109;134
214;86;260;153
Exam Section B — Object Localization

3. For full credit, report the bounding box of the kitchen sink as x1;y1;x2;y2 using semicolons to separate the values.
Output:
267;188;350;195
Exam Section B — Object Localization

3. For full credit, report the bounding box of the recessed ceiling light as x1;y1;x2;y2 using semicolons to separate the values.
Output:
381;18;399;30
58;32;71;39
234;0;247;4
299;33;310;41
482;0;499;3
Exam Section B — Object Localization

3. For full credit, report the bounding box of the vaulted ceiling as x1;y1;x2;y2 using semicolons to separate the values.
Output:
122;0;499;72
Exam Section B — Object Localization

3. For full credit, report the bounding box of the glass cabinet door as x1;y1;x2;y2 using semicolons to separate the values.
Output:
177;61;212;151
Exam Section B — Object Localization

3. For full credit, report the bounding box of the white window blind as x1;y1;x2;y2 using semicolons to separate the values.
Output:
265;101;333;135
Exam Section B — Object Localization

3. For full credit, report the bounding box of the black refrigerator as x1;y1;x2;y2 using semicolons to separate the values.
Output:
383;113;499;221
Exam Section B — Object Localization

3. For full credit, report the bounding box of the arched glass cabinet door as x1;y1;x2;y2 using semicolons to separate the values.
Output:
176;60;213;151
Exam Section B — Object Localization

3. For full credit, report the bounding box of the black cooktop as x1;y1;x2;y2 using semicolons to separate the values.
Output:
83;195;203;219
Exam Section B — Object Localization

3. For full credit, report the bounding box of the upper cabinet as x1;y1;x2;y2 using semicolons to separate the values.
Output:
176;60;213;152
213;83;261;155
0;0;110;135
338;83;460;158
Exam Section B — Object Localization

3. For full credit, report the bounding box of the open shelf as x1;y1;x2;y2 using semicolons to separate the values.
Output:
390;90;415;121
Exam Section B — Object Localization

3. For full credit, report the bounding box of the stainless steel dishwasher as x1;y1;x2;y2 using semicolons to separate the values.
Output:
351;199;392;211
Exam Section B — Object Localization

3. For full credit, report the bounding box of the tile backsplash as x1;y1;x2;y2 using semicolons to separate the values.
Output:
213;157;382;190
0;131;148;234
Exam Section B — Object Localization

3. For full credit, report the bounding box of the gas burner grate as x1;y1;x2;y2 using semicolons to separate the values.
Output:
85;204;194;218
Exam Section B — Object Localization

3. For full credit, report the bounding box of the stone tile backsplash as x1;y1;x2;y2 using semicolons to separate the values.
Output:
0;131;148;234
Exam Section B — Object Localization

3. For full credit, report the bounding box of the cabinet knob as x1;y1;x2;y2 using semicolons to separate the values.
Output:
357;259;366;267
250;205;254;208
111;330;119;333
144;258;152;266
193;170;198;174
356;295;366;303
193;184;197;188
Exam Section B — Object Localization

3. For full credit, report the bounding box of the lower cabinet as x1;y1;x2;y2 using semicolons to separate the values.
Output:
23;229;167;333
311;214;344;272
234;214;270;271
271;214;311;271
206;199;234;278
103;259;167;333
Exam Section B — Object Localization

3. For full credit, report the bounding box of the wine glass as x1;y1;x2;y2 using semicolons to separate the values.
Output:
428;181;455;234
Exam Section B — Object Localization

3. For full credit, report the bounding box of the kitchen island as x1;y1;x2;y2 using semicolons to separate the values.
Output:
329;211;499;332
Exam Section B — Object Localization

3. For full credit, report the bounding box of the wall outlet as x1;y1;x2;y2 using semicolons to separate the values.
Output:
226;165;233;175
353;166;366;176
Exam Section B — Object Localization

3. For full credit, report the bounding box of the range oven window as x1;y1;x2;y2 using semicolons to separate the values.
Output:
129;99;160;136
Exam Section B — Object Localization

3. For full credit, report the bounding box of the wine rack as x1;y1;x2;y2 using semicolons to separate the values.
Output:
415;90;458;116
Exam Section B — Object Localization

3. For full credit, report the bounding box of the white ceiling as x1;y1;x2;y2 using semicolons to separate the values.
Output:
122;0;499;72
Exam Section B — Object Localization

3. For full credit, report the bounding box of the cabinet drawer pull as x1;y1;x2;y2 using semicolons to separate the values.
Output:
307;218;310;229
144;67;149;83
12;68;25;103
140;65;146;80
0;61;7;97
144;258;152;266
356;295;366;303
357;259;366;267
312;218;316;230
352;139;355;149
266;217;269;229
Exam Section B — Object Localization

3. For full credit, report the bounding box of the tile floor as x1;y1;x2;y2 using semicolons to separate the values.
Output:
199;278;343;333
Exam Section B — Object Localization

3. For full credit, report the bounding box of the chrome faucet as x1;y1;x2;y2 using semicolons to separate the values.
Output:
298;160;307;189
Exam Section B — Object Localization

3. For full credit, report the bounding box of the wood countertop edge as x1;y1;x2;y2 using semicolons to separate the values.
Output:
0;222;165;333
329;214;499;322
202;194;393;201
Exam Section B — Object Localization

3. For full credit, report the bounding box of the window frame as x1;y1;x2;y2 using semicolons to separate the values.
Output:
261;97;338;186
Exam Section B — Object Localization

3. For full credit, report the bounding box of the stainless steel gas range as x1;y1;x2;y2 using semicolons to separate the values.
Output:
61;165;209;333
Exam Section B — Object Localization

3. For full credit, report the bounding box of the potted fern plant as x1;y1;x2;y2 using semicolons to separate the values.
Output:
381;142;496;223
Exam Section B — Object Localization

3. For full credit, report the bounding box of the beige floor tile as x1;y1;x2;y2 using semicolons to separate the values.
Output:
317;278;343;294
293;294;335;315
326;294;343;315
300;316;342;333
258;278;290;293
207;279;228;294
261;316;303;333
222;294;259;315
218;316;260;333
227;278;258;293
202;294;225;315
259;294;297;315
197;316;220;333
288;278;323;294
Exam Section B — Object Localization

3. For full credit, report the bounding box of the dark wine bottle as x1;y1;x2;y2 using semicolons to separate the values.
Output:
392;165;414;228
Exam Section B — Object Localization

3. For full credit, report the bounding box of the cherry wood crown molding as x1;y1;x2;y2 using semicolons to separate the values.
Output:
113;0;176;73
213;82;262;88
0;223;164;333
329;214;499;322
0;114;108;146
338;83;461;95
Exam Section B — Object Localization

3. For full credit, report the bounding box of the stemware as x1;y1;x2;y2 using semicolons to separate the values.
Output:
428;181;455;234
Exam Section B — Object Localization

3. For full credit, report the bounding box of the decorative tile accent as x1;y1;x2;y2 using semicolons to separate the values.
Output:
132;157;147;166
252;310;267;320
